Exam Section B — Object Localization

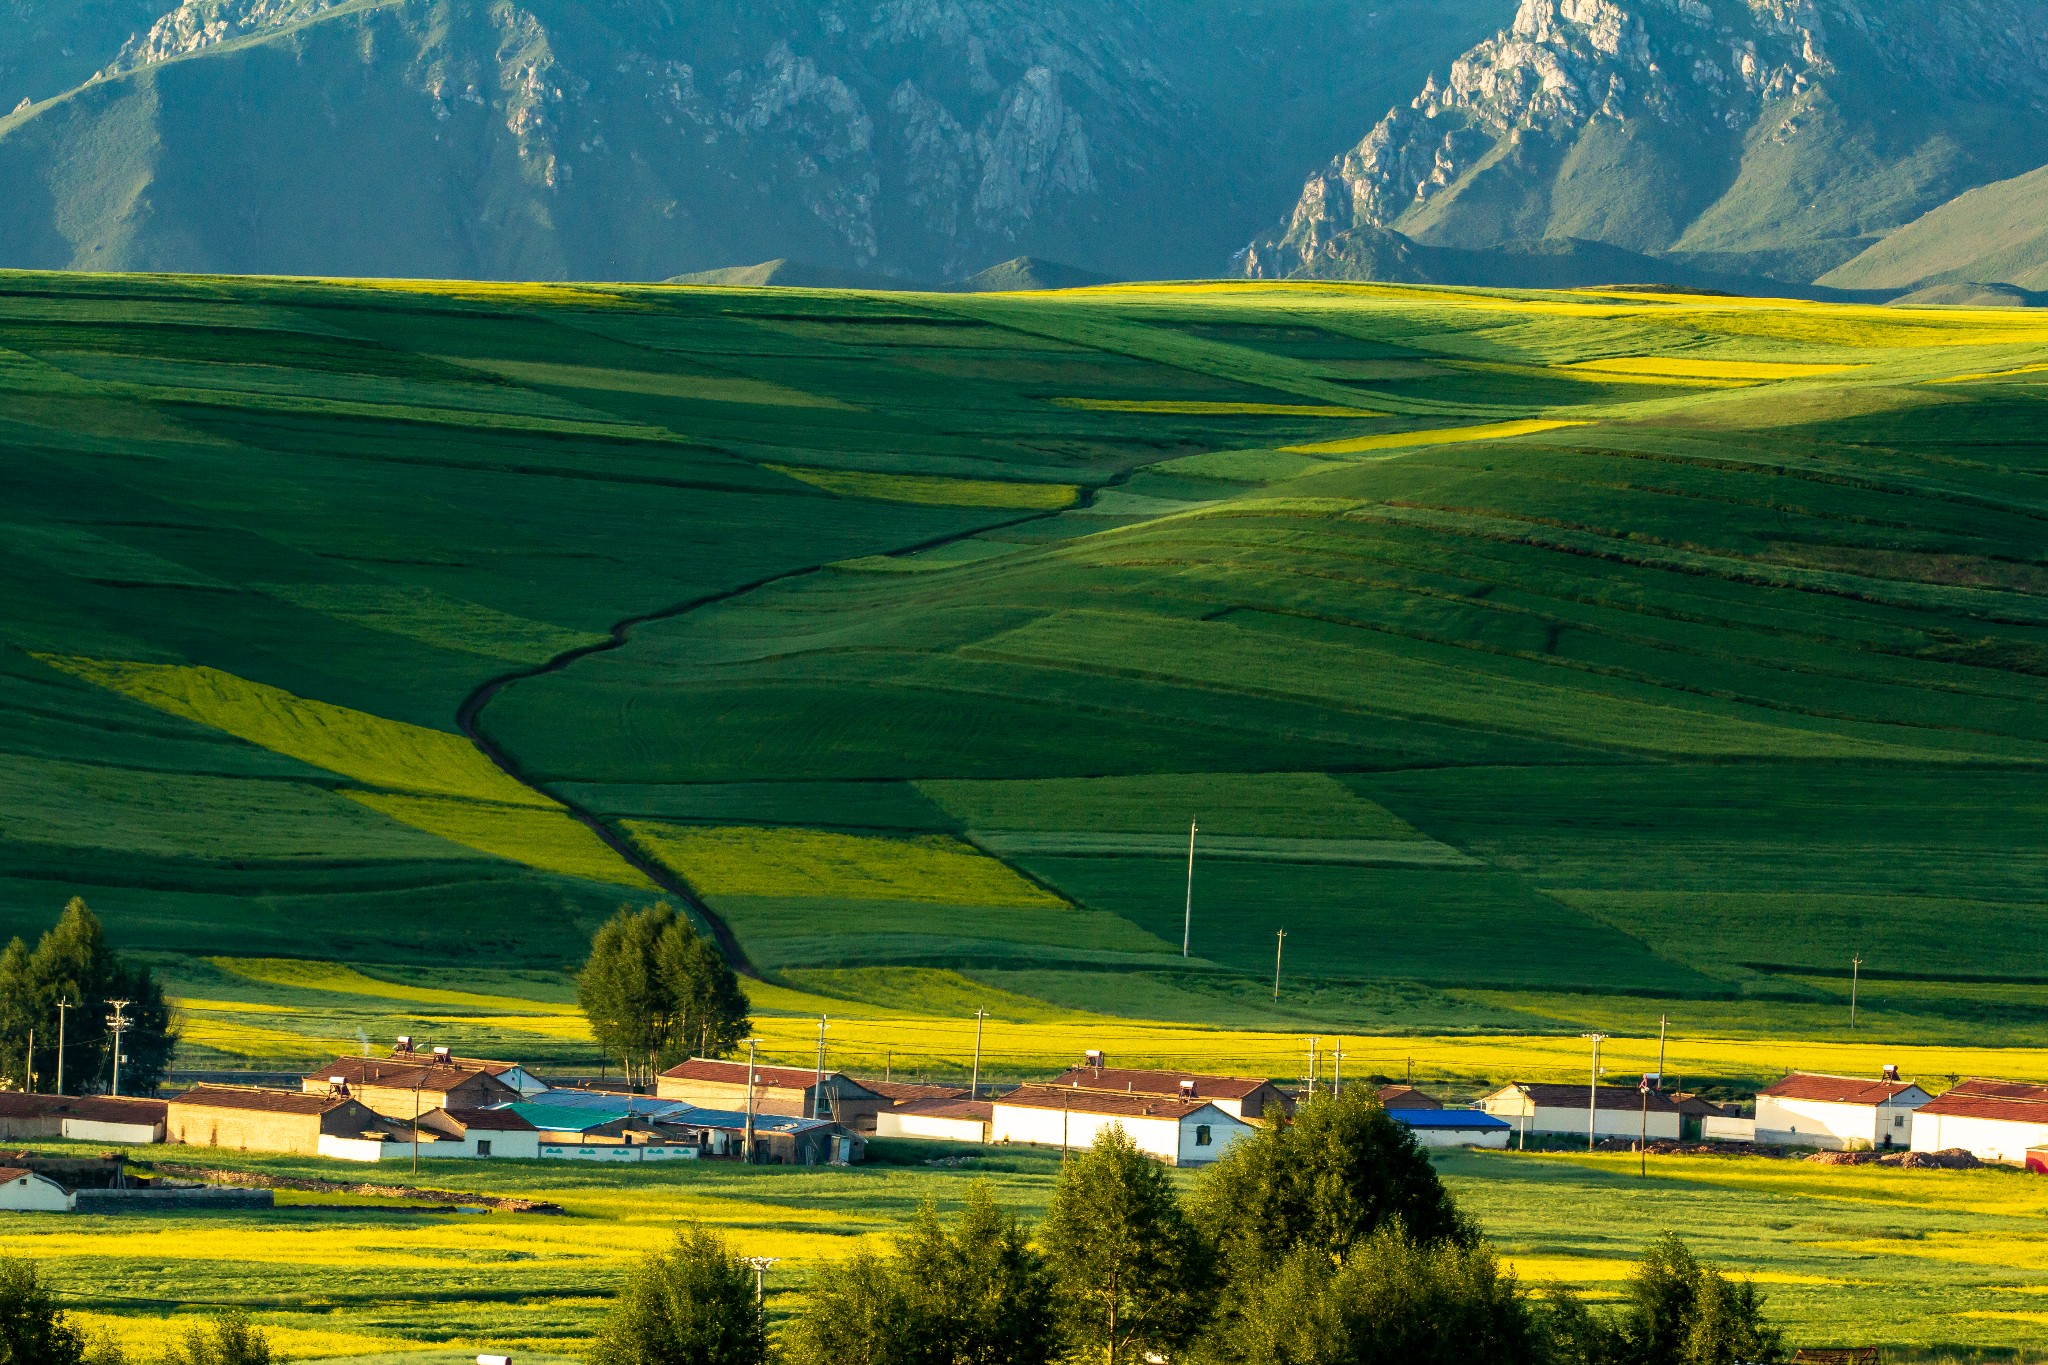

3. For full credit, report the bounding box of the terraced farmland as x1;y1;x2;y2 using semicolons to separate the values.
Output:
4;271;2048;1059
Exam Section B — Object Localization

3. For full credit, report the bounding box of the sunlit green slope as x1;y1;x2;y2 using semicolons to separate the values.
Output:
4;271;2047;1046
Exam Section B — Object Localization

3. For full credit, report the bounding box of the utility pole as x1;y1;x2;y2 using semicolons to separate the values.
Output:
1581;1032;1608;1152
1333;1039;1343;1094
1182;818;1199;957
1657;1014;1668;1087
1850;954;1863;1031
1061;1089;1071;1165
55;1000;69;1096
813;1015;829;1120
885;1050;892;1084
106;1000;131;1098
1638;1074;1651;1178
1308;1038;1319;1099
1273;928;1287;1000
970;1007;988;1100
742;1037;760;1164
742;1256;779;1309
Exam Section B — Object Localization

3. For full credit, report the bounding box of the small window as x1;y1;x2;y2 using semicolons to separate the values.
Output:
1894;1114;1906;1128
1195;1125;1213;1147
477;1139;493;1157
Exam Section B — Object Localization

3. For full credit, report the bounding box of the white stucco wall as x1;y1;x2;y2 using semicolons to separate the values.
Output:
1406;1126;1509;1150
1480;1092;1680;1141
1912;1111;2048;1165
1755;1094;1923;1149
62;1118;163;1144
0;1173;75;1212
876;1111;987;1143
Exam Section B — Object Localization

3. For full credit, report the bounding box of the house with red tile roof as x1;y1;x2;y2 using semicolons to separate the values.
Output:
1755;1071;1930;1150
1910;1079;2048;1165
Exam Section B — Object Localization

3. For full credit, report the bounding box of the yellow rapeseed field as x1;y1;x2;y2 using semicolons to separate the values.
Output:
211;958;580;1013
342;791;656;889
1561;357;1865;380
625;823;1069;906
765;464;1079;510
1052;399;1386;417
1282;419;1587;456
442;357;856;408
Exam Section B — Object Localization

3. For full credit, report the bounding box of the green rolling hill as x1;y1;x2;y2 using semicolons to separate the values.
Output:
4;270;2048;1050
1822;162;2048;294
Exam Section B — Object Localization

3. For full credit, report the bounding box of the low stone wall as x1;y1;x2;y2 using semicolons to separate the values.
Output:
73;1186;275;1212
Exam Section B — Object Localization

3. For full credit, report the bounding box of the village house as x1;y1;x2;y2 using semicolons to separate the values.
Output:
168;1085;399;1158
0;1165;75;1213
1478;1083;1683;1142
0;1094;166;1144
301;1054;520;1122
989;1085;1254;1165
1911;1078;2048;1165
387;1037;550;1096
510;1090;859;1164
1387;1108;1512;1149
1755;1071;1930;1150
415;1108;541;1160
875;1097;993;1144
1046;1065;1292;1121
655;1058;887;1126
1377;1085;1441;1110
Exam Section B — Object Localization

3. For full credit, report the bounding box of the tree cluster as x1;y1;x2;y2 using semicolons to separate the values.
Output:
594;1086;1786;1365
576;903;750;1088
0;899;175;1096
0;1256;273;1365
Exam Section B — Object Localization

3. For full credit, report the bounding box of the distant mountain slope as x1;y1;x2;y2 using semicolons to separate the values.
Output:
0;0;1508;282
0;0;165;115
664;260;910;290
1822;163;2048;293
1246;0;2048;285
947;256;1114;291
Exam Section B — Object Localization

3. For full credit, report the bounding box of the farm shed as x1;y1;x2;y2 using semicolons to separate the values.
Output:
0;1094;165;1144
0;1167;74;1213
1478;1084;1682;1142
1912;1079;2048;1165
1388;1109;1511;1149
990;1086;1252;1165
1046;1066;1291;1120
1377;1085;1441;1110
302;1055;520;1122
1755;1073;1930;1150
875;1098;992;1144
168;1085;396;1157
656;1058;886;1125
416;1107;541;1159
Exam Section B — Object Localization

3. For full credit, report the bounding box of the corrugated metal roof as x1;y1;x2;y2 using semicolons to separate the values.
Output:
995;1085;1229;1121
894;1098;993;1121
1046;1068;1273;1100
1918;1077;2048;1122
1389;1108;1509;1131
1759;1073;1923;1105
1490;1084;1682;1113
171;1085;352;1116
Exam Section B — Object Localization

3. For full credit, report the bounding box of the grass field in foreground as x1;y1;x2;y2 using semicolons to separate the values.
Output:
4;271;2048;1070
3;1137;2043;1360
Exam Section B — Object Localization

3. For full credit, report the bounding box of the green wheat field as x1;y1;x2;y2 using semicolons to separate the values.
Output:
4;270;2048;1355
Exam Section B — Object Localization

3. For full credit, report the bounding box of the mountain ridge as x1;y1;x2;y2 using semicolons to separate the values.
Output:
1244;0;2048;286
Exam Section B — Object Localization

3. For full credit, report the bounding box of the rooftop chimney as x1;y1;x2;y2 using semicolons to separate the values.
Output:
1179;1079;1196;1098
1084;1049;1105;1073
394;1036;413;1054
432;1046;452;1062
1883;1064;1900;1082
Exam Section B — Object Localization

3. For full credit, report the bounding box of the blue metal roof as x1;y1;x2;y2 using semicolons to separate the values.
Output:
1389;1108;1510;1131
508;1092;833;1135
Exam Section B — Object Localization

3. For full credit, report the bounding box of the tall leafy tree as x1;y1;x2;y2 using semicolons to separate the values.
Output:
0;1256;88;1365
1196;1085;1471;1281
1617;1234;1784;1365
786;1181;1055;1365
1208;1233;1539;1365
577;903;749;1087
588;1226;768;1365
1041;1127;1214;1365
0;899;176;1095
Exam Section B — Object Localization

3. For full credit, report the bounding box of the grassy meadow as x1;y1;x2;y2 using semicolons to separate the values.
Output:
7;1134;2048;1359
4;270;2048;1351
